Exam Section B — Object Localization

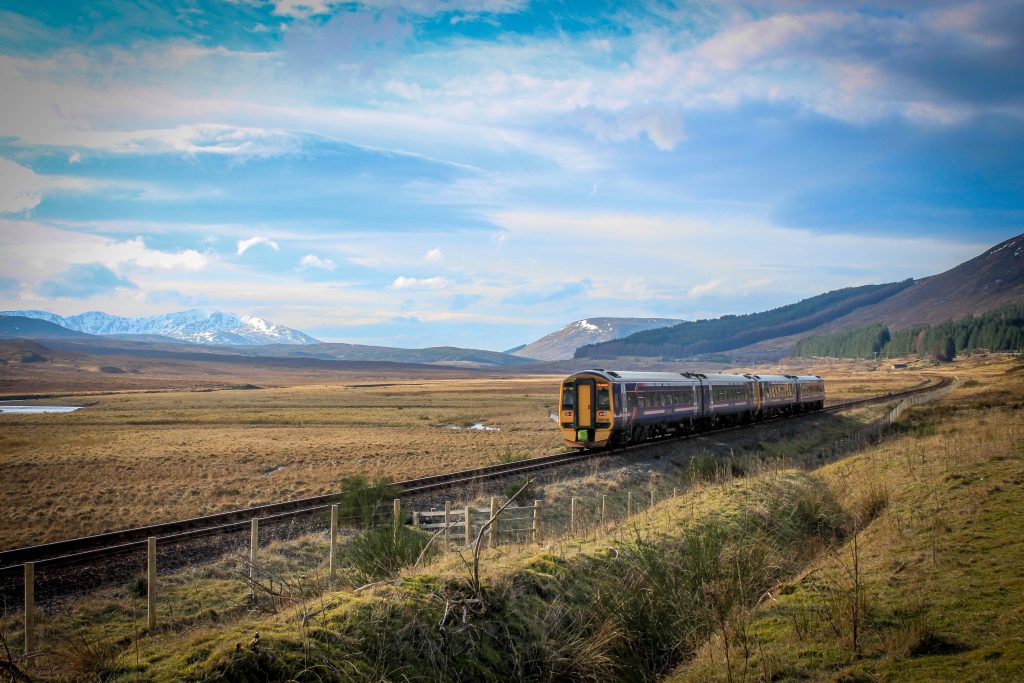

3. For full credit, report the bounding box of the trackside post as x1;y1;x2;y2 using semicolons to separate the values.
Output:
147;537;157;629
489;497;499;548
329;504;338;578
23;562;35;654
444;501;451;549
249;519;258;596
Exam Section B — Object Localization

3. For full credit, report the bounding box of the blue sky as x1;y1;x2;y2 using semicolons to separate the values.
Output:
0;0;1021;350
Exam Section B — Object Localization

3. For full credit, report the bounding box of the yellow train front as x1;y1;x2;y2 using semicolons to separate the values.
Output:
558;370;616;448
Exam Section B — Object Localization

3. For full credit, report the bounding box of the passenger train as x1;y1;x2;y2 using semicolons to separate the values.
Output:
558;369;825;449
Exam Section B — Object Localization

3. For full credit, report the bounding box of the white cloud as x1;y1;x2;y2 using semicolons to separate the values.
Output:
300;253;336;270
103;237;208;271
271;0;335;18
67;151;82;164
424;247;443;263
237;236;280;255
0;158;43;213
389;275;450;289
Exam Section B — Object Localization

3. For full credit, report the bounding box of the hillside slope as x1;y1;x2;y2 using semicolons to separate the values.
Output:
672;366;1024;682
738;233;1024;357
0;315;94;339
575;282;913;359
256;342;537;367
512;317;682;361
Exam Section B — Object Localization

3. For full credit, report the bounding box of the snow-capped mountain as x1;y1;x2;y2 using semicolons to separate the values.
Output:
509;317;682;361
0;309;320;346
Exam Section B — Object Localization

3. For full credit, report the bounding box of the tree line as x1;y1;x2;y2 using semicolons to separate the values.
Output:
794;304;1024;361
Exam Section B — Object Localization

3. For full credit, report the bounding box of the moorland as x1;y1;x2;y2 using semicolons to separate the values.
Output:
0;350;924;551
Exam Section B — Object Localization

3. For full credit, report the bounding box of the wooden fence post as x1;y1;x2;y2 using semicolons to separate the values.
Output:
147;537;157;629
464;504;472;547
249;519;259;595
571;497;578;535
601;495;607;528
329;504;338;578
532;500;542;543
412;511;420;529
673;487;678;498
393;498;401;525
627;491;633;518
23;562;34;654
650;489;655;509
444;501;451;549
489;497;499;548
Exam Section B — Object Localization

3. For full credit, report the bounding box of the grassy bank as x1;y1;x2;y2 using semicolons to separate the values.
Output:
99;470;851;681
671;371;1024;681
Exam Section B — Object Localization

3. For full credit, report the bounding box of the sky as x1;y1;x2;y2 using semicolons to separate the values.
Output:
0;0;1021;350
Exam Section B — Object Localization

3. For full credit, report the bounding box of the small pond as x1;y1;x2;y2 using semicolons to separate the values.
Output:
0;404;82;414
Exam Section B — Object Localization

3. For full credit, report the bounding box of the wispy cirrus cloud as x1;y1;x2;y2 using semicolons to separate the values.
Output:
237;236;280;256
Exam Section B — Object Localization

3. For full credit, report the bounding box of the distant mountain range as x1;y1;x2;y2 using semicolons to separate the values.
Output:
576;233;1024;361
0;312;537;368
509;318;682;361
0;309;319;346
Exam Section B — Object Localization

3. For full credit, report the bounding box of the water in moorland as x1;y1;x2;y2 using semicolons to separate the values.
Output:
0;404;82;414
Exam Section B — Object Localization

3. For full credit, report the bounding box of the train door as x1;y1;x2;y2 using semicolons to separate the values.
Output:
575;379;595;431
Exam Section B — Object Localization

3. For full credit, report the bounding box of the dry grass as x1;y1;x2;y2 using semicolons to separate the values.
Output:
671;353;1024;682
0;356;943;551
0;377;562;549
4;354;1015;681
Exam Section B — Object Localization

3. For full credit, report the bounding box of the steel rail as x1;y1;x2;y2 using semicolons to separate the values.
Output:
0;373;951;573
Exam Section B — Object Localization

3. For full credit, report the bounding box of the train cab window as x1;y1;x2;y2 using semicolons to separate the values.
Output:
561;385;575;411
597;385;611;410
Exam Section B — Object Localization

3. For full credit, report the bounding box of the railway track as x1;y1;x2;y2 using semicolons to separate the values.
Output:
0;374;952;600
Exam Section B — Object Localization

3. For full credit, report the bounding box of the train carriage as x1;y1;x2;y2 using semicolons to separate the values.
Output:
559;368;825;449
794;375;826;411
747;374;799;418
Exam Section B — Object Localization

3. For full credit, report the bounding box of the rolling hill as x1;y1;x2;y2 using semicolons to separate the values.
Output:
510;317;682;361
575;233;1023;361
575;281;914;360
738;232;1024;357
0;315;95;340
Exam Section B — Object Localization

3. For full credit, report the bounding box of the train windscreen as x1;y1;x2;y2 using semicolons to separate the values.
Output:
561;385;575;411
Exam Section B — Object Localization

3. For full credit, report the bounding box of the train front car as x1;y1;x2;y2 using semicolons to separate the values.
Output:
559;370;618;448
794;375;826;411
559;370;708;448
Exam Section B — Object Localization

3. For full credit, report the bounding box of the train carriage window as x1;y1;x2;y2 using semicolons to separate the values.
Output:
626;392;636;410
597;385;611;410
561;385;575;411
